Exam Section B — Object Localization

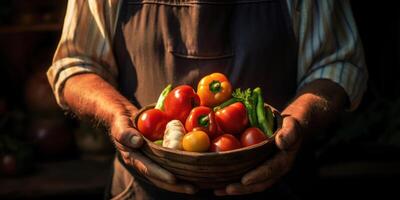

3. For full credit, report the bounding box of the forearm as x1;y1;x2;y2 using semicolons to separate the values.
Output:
282;79;348;138
63;73;138;126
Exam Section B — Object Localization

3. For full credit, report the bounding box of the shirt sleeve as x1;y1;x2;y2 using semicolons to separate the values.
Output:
46;0;122;110
289;0;368;110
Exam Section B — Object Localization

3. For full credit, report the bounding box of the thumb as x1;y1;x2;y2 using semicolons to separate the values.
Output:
112;116;144;149
116;127;144;149
275;116;301;150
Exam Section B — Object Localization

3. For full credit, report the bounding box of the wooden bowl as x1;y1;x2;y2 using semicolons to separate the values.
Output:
133;103;282;189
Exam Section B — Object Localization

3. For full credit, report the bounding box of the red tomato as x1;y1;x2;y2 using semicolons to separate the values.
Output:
185;106;219;139
210;134;242;152
137;109;169;141
240;127;267;147
215;102;248;135
164;85;200;124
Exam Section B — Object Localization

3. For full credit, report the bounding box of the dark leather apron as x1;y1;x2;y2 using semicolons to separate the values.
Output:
110;0;299;199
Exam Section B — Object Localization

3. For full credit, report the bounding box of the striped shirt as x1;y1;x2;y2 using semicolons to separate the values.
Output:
47;0;368;110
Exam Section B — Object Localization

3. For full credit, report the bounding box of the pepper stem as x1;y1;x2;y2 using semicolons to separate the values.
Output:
198;115;209;127
209;80;222;94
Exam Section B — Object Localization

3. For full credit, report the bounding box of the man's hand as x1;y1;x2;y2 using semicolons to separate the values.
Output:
63;73;196;194
215;79;348;196
214;116;301;196
111;113;197;194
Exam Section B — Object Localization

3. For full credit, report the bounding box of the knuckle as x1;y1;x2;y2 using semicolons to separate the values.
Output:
262;165;274;179
113;140;125;150
120;152;131;163
134;160;149;177
122;156;130;164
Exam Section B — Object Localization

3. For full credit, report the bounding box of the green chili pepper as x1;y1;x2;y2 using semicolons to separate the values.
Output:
213;98;239;112
265;105;275;133
249;90;259;127
155;84;172;110
253;87;273;137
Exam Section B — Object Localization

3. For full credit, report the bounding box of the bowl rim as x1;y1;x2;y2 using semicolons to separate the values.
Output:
134;103;281;157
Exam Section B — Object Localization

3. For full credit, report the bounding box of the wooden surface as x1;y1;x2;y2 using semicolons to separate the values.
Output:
0;158;112;199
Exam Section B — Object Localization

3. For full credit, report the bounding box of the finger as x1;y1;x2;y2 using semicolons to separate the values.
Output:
119;151;132;164
214;189;228;196
115;127;143;149
241;151;290;185
112;116;144;148
128;151;176;184
275;116;301;150
224;181;276;195
114;139;135;153
147;177;197;194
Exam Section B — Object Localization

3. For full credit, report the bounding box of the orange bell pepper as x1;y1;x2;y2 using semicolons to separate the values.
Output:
197;73;232;107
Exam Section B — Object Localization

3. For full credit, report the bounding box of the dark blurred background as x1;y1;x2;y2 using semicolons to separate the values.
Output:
0;0;399;199
0;1;114;199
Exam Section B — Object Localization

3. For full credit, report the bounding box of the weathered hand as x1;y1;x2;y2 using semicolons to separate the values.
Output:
63;74;197;194
110;110;197;194
214;116;302;196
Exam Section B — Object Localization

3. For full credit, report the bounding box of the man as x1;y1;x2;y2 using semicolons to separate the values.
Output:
47;0;367;199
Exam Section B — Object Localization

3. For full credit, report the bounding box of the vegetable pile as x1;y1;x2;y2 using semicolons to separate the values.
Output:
137;73;276;152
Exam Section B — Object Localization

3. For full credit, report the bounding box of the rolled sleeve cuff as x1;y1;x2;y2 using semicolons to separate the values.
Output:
47;57;117;110
298;62;368;111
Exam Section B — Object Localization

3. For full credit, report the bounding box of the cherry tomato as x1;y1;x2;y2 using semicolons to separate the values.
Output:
164;85;200;124
240;127;267;147
182;131;210;152
215;102;248;135
210;134;242;152
185;106;219;139
137;109;169;141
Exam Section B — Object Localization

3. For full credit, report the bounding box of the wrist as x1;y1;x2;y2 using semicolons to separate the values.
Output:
63;73;138;128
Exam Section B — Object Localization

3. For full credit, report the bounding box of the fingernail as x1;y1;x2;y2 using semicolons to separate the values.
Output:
242;177;252;185
279;134;289;149
161;172;176;184
130;135;142;146
226;185;239;195
185;186;196;194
